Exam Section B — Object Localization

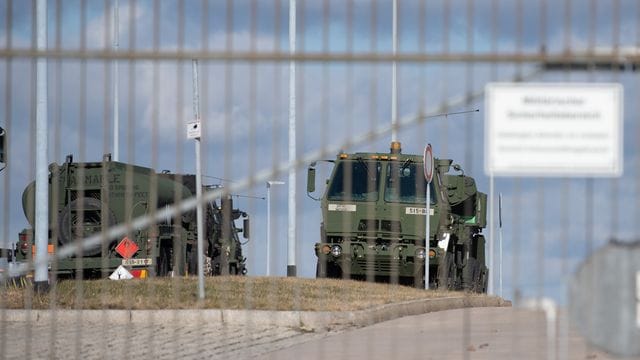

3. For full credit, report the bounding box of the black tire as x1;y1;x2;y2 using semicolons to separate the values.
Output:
211;255;222;276
157;245;170;276
172;237;185;276
316;259;341;279
413;264;425;289
221;256;230;276
58;197;117;257
437;252;455;290
480;266;489;293
316;259;328;278
187;249;197;276
463;257;483;293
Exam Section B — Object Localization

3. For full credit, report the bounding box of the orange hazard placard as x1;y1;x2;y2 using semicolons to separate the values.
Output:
31;244;54;259
130;269;148;278
115;237;139;259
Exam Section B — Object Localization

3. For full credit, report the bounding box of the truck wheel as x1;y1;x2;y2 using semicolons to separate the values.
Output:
157;245;170;276
58;197;117;257
437;252;455;290
464;257;483;293
316;259;341;279
316;259;328;278
480;266;489;293
211;255;222;276
187;249;197;276
413;264;425;289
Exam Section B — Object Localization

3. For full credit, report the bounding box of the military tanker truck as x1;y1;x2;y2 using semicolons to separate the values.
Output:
15;154;250;278
307;142;488;292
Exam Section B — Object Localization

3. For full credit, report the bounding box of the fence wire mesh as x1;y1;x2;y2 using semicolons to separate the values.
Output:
1;0;639;359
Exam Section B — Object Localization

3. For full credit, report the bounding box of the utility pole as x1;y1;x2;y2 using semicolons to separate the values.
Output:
191;59;205;299
391;0;398;142
266;180;284;276
112;0;119;161
34;0;49;292
287;0;297;277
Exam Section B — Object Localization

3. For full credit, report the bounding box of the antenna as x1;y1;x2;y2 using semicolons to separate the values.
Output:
419;108;480;121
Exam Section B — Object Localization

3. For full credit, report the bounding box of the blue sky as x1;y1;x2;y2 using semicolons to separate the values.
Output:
1;0;640;305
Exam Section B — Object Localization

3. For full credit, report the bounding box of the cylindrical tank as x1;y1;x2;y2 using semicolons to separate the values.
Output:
21;160;193;255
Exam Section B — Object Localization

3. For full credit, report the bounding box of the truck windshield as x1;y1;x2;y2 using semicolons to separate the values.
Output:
384;162;436;204
327;160;381;202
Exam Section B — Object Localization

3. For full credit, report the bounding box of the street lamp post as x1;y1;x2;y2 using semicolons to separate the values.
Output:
266;181;285;276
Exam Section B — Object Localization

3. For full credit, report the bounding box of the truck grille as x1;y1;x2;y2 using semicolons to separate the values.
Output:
358;219;402;233
358;219;379;232
381;220;401;233
355;258;394;273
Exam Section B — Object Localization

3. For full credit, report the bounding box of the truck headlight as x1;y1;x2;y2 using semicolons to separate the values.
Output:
415;248;426;260
331;245;342;257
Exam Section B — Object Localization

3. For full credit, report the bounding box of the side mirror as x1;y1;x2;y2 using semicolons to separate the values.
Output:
452;164;464;176
243;217;250;239
307;163;316;194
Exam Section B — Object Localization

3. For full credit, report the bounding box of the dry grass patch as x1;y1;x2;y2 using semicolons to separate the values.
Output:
2;276;487;311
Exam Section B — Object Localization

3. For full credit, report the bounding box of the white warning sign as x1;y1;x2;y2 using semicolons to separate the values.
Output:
187;121;201;140
485;83;623;177
109;265;133;280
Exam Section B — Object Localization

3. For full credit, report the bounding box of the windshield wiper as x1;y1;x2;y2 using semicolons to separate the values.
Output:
401;158;413;171
356;157;376;180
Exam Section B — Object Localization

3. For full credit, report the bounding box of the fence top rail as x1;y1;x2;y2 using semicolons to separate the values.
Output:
0;48;638;65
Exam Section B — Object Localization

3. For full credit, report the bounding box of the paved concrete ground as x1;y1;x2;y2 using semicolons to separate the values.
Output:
1;318;337;360
1;307;620;359
259;307;618;360
0;296;509;360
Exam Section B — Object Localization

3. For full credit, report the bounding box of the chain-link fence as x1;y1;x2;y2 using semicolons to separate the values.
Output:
1;0;639;358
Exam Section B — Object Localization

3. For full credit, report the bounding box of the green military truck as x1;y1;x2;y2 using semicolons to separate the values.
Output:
15;154;250;278
307;142;488;292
